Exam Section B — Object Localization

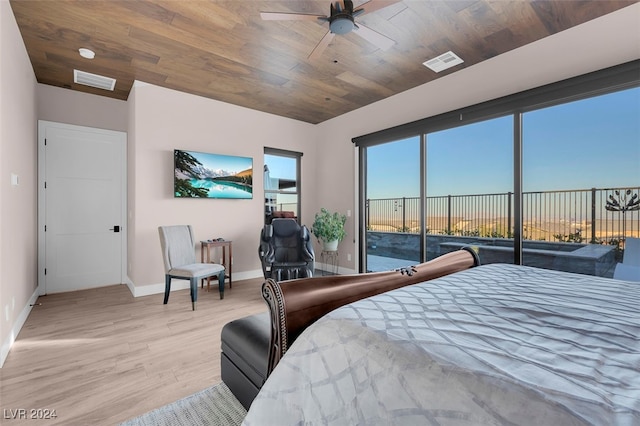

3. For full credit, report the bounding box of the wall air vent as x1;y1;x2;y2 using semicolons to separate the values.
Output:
422;51;464;73
73;69;116;91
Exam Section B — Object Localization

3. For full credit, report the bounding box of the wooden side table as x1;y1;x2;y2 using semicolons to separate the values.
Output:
200;240;232;292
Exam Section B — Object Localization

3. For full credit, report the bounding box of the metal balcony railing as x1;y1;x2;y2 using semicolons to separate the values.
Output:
366;187;640;245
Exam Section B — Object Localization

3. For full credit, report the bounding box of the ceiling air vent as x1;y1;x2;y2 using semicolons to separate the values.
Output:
423;51;464;73
73;69;116;91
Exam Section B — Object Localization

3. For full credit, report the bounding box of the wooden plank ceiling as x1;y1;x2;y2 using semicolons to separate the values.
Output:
10;0;636;124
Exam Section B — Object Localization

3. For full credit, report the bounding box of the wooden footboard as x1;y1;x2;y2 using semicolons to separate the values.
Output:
262;247;480;375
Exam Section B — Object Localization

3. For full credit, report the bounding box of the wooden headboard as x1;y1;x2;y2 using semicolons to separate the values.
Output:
261;248;480;375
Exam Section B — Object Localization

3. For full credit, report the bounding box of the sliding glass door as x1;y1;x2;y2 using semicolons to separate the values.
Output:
522;88;640;276
426;116;514;263
357;63;638;275
364;136;421;272
362;117;514;272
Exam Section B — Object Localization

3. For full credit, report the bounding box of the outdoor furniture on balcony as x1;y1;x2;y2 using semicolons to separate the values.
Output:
613;237;640;282
438;239;615;277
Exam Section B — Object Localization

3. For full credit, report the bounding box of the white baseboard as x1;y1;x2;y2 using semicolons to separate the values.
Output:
230;269;263;282
316;262;356;276
337;265;356;275
0;286;40;368
129;280;188;298
125;269;264;298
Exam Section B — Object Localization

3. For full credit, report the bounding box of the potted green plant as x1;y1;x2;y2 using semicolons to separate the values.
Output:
311;208;347;251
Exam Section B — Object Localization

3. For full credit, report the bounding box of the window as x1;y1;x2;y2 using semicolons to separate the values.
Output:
365;136;421;271
362;118;514;272
522;88;640;273
427;116;514;262
355;61;639;276
264;148;302;224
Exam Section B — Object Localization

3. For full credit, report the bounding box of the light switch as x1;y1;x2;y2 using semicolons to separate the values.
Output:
11;173;19;186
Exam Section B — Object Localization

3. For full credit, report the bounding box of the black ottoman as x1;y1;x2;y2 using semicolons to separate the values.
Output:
221;312;270;410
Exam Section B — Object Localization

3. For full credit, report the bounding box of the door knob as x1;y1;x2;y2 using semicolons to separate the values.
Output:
110;226;120;232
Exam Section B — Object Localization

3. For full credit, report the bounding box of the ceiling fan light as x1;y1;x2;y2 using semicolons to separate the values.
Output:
330;16;354;34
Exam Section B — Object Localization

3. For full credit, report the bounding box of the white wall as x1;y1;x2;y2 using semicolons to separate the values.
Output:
315;4;640;271
127;82;319;294
0;0;38;366
37;84;128;132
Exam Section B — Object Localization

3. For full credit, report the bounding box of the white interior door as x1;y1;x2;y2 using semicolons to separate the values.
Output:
38;121;126;294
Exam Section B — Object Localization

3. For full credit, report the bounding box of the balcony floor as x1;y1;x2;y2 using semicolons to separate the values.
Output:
367;254;417;272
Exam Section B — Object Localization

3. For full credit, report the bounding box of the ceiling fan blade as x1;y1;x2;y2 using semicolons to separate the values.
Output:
345;0;355;13
260;12;326;21
353;23;395;50
355;0;401;15
308;31;336;61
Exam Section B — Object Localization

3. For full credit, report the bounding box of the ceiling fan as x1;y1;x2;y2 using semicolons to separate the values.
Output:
260;0;400;60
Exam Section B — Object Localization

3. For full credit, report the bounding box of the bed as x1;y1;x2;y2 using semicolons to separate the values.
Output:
243;263;640;425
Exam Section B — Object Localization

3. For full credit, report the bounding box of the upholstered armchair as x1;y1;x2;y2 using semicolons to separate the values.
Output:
158;225;225;310
613;237;640;282
258;218;315;281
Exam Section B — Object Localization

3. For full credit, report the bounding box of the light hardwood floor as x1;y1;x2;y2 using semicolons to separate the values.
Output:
0;278;267;425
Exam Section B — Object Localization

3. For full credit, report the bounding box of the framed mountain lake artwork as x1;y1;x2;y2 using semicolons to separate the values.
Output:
174;149;253;199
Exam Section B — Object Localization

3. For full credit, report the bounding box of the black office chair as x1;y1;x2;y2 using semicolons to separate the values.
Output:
258;218;315;281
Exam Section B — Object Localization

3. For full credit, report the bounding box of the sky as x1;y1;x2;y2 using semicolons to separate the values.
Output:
264;153;298;208
189;150;253;174
367;87;640;199
264;154;296;180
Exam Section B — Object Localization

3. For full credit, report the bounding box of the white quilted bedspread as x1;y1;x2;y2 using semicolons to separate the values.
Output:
244;264;640;425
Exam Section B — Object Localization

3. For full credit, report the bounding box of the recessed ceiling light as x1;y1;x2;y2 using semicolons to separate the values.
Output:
78;48;95;59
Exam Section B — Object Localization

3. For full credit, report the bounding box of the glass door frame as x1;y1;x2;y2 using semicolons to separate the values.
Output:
355;61;639;273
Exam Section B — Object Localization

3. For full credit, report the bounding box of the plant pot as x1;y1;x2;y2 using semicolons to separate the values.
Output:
323;239;339;252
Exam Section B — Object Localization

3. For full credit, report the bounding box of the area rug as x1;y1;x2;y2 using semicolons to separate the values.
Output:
119;382;246;426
